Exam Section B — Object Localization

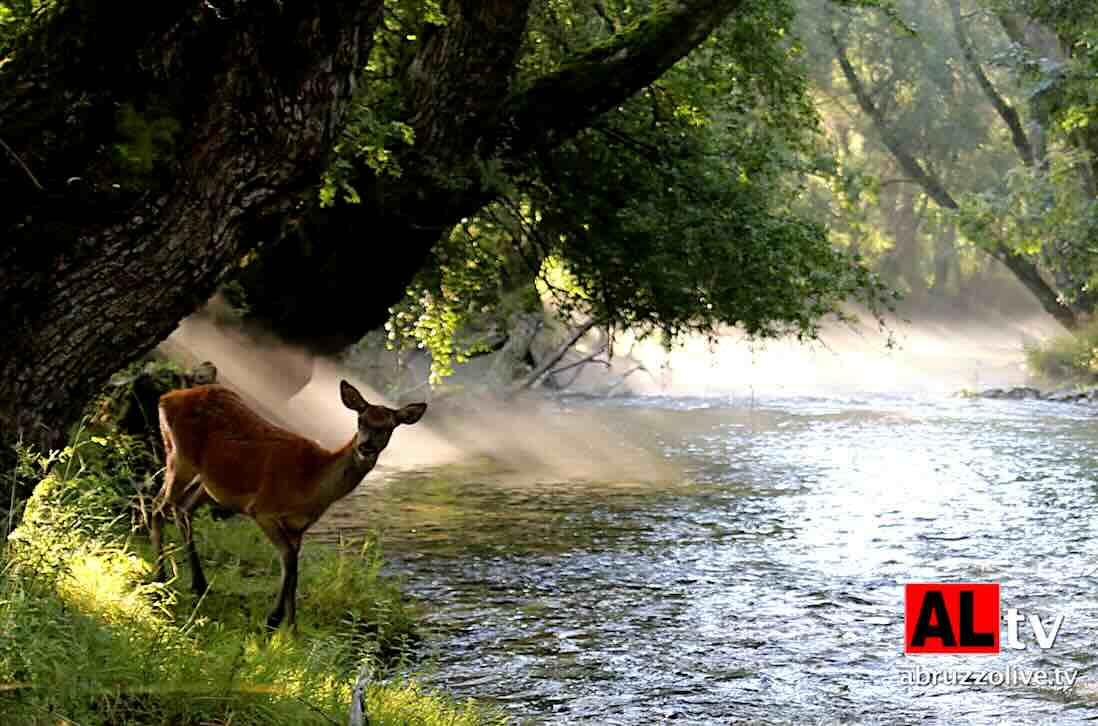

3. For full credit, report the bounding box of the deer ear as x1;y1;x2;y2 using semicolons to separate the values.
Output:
340;380;369;412
396;402;427;425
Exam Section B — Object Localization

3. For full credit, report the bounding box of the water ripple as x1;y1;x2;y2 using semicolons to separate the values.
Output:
316;394;1098;725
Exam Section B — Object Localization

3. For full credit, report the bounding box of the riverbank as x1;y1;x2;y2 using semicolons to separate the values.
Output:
0;426;505;726
960;383;1098;406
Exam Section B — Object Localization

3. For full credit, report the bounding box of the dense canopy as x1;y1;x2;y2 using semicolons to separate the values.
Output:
0;0;898;452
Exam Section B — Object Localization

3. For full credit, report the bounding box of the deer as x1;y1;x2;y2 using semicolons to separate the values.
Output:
149;378;427;631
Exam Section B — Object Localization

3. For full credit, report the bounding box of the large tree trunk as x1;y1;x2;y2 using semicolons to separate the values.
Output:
953;0;1097;321
0;0;383;454
226;0;538;354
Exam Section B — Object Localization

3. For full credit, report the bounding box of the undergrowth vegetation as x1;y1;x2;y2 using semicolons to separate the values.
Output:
1023;317;1098;384
0;421;504;725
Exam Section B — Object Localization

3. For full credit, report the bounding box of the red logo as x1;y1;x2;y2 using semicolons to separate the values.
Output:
905;583;1000;654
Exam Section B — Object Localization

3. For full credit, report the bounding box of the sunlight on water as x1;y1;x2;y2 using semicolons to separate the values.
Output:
316;394;1098;725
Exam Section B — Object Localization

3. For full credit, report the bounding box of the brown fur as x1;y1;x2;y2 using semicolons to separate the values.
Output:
149;380;426;631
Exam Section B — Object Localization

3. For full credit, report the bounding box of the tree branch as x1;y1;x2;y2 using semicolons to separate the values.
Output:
501;0;746;154
507;318;598;397
236;1;748;353
550;345;609;376
949;0;1034;167
404;0;535;161
830;29;959;210
554;347;613;390
878;177;920;188
604;364;650;396
0;136;43;191
830;23;1077;330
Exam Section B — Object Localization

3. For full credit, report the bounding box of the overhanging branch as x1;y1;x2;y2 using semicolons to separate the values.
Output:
501;0;746;154
507;318;599;397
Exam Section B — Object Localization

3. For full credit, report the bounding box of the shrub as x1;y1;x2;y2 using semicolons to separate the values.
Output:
1023;317;1098;384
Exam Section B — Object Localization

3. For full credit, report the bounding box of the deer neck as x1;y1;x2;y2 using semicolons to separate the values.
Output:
317;436;378;509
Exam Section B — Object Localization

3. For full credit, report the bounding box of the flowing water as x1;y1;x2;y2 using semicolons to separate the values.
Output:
314;390;1098;725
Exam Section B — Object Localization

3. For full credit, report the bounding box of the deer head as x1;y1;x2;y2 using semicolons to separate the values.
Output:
340;379;427;459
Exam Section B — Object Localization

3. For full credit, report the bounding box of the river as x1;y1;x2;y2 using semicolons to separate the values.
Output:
162;304;1093;723
311;390;1098;725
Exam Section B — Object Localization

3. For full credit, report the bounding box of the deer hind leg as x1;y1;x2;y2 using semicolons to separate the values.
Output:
150;440;197;583
254;516;302;632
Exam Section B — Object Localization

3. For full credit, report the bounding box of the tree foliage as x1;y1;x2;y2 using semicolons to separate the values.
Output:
793;0;1098;326
0;0;902;457
954;0;1098;304
378;0;898;381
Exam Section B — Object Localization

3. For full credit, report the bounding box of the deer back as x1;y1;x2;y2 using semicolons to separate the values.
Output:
159;385;344;516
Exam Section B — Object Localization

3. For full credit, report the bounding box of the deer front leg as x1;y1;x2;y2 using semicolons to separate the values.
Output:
255;517;300;632
283;526;305;630
177;483;213;595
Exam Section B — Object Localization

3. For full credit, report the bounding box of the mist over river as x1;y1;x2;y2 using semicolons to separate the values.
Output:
161;307;1098;724
307;391;1098;725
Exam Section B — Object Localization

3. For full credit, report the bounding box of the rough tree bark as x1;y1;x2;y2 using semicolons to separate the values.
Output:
0;0;384;454
232;0;538;354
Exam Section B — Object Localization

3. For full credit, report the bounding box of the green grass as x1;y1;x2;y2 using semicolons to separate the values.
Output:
1024;317;1098;384
0;432;507;726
